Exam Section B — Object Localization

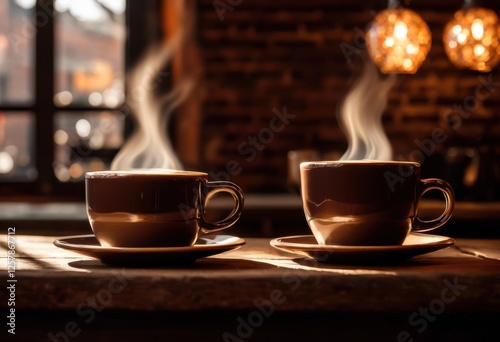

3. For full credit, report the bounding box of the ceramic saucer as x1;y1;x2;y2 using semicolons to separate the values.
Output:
270;233;455;264
54;234;245;266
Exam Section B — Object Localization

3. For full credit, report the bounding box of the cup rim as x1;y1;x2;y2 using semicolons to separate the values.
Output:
300;160;421;169
86;168;208;178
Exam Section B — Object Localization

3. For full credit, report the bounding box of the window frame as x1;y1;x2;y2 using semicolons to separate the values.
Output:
0;0;164;199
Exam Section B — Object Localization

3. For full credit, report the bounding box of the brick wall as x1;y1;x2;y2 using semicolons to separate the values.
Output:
195;0;500;199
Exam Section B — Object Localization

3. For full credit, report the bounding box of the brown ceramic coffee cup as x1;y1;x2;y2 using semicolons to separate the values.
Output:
86;169;244;247
300;161;454;246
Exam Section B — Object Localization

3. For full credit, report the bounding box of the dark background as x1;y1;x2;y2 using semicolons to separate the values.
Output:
194;0;500;201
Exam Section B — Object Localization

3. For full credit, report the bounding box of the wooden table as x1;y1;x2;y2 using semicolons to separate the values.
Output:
1;234;500;341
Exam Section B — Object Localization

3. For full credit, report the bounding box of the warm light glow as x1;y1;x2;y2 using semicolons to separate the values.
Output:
69;163;84;179
384;37;395;47
366;8;431;74
471;19;484;40
394;22;408;40
88;92;103;106
54;91;73;106
54;129;69;146
73;59;115;93
403;58;413;70
406;44;418;54
75;119;91;138
474;44;485;56
452;25;462;35
443;7;500;72
0;151;14;174
89;159;105;171
102;88;122;108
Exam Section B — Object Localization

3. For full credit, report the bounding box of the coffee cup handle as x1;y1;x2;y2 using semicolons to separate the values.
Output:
200;181;244;234
413;178;455;232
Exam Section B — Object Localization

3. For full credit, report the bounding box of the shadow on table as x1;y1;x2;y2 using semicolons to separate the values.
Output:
67;257;278;270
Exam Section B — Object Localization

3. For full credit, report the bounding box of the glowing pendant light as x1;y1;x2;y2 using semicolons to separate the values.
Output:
443;0;500;72
366;0;431;74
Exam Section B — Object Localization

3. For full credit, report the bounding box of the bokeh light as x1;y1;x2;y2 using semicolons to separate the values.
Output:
443;7;500;72
0;151;14;174
366;8;431;74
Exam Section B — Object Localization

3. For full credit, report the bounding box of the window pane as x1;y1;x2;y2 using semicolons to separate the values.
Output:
0;111;36;181
53;111;124;182
54;0;126;107
0;0;35;105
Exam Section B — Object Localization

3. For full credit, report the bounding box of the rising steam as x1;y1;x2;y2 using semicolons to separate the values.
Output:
338;54;397;161
111;22;194;170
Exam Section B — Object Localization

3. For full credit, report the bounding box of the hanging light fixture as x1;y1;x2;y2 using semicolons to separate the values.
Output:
443;0;500;72
366;0;431;74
